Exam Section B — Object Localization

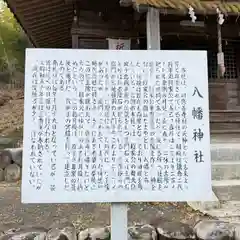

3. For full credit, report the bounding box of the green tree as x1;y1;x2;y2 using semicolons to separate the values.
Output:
0;0;28;74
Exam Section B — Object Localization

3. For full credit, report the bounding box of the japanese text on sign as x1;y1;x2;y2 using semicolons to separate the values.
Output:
22;49;211;203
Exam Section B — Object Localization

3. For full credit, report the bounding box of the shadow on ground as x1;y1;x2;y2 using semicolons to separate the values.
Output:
0;183;199;230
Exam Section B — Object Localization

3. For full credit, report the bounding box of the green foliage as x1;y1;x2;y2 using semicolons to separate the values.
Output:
0;0;28;73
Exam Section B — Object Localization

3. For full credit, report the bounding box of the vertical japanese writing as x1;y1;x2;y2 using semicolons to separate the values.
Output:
28;59;193;192
180;66;188;190
29;63;42;190
192;85;205;164
29;60;58;191
24;50;210;203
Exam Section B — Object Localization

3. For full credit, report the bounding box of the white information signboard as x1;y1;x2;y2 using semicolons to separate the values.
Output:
22;49;211;203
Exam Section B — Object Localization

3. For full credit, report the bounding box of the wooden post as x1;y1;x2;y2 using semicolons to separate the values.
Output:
146;7;160;50
72;11;79;49
111;203;128;240
217;22;225;77
107;38;130;240
72;35;79;49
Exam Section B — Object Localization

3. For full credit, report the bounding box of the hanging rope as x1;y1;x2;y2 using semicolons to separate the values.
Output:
216;8;225;77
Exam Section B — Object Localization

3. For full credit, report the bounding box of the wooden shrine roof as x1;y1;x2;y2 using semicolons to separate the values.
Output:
135;0;240;15
4;0;240;48
4;0;74;48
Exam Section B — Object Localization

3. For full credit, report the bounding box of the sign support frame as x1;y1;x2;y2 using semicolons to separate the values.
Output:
110;7;160;239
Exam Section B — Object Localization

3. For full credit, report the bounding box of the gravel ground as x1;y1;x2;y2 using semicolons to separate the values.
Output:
0;183;202;230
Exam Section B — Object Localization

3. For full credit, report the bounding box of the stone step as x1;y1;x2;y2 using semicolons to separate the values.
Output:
189;199;240;221
210;110;240;132
212;161;240;180
211;143;240;162
210;110;240;122
210;122;240;131
212;180;240;201
211;135;240;143
211;129;240;134
200;201;240;222
187;190;220;213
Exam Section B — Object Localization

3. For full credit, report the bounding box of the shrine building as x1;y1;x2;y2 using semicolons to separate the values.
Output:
4;0;240;134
